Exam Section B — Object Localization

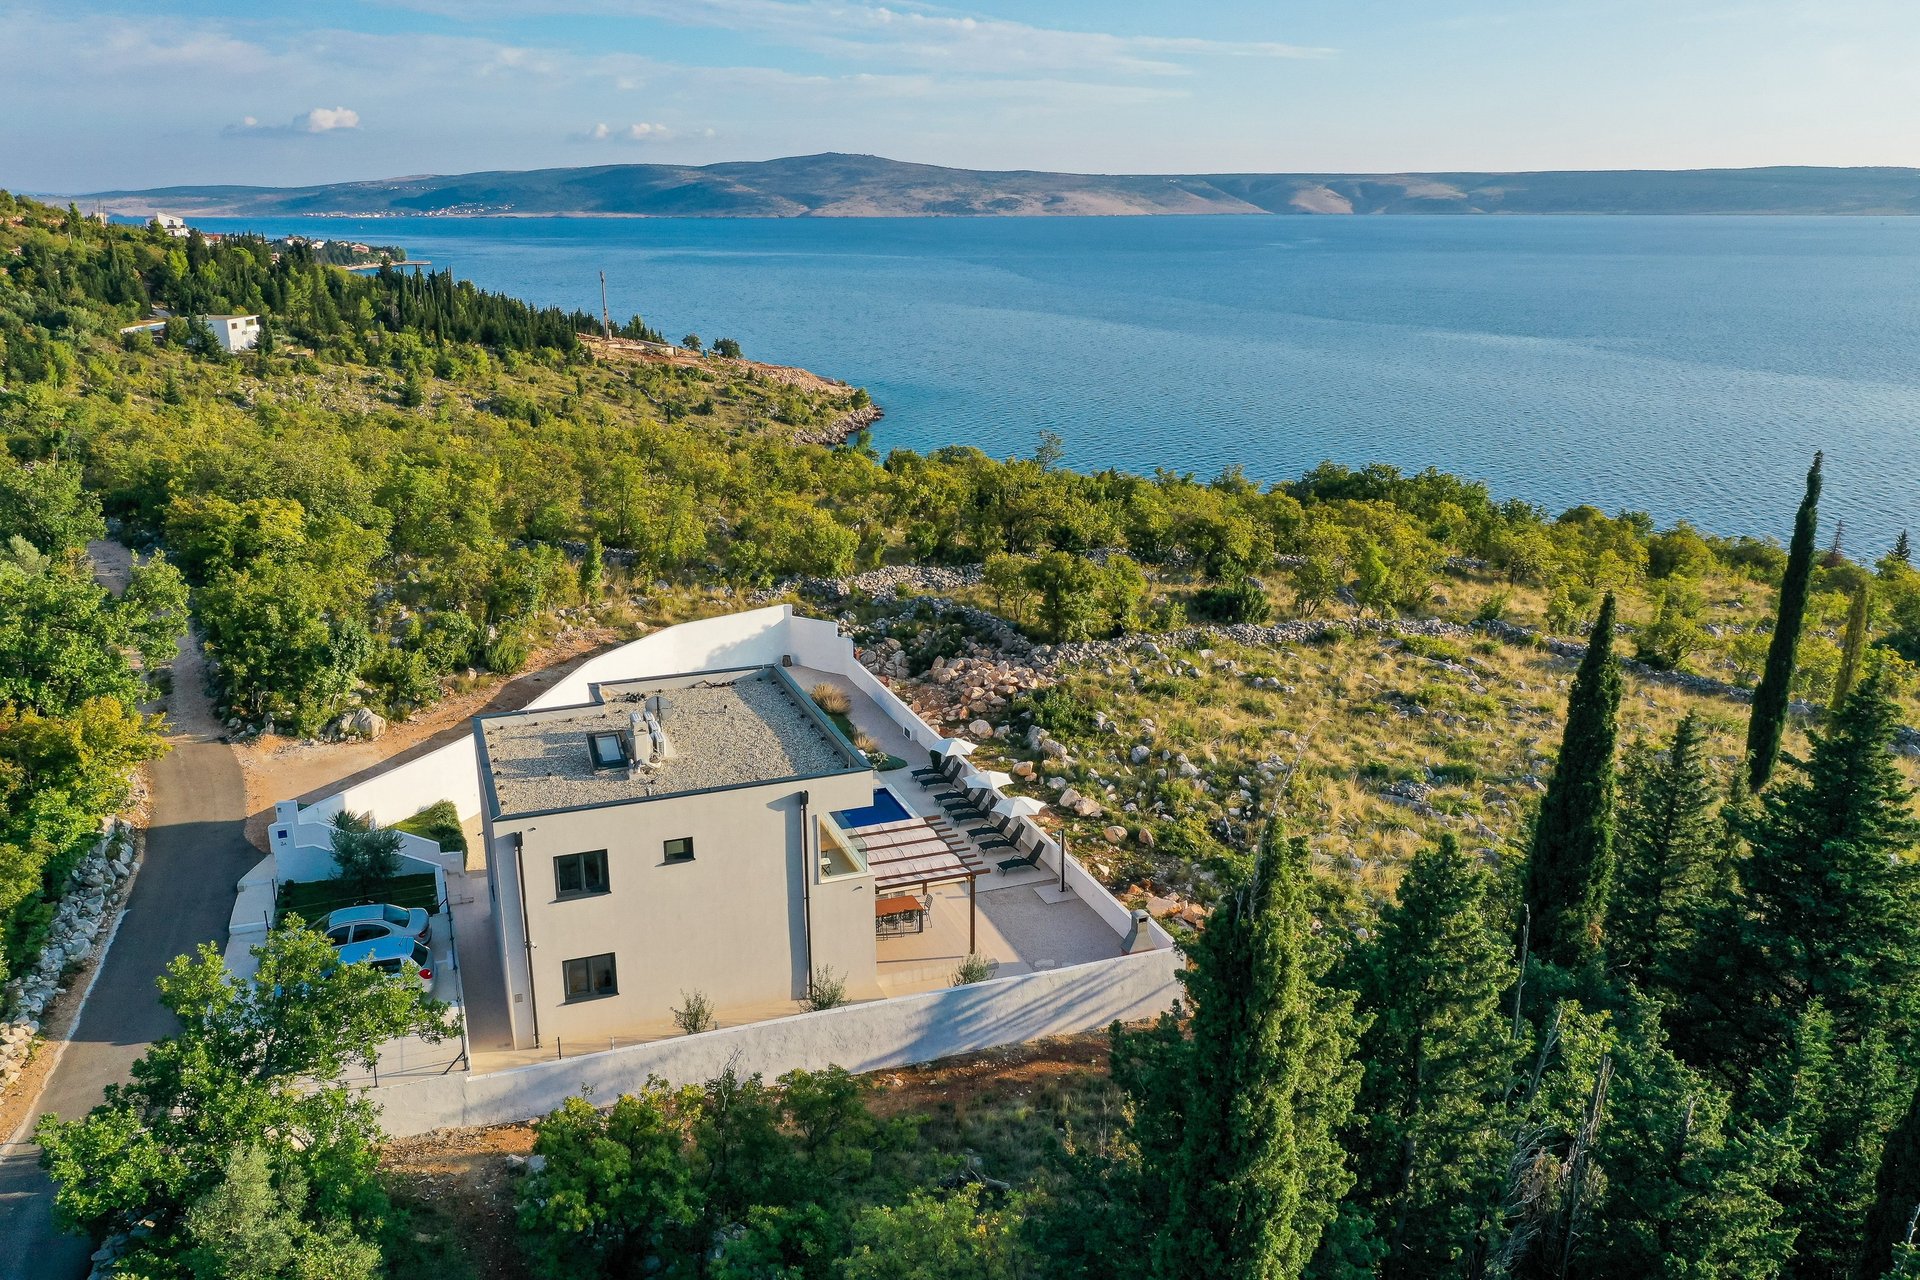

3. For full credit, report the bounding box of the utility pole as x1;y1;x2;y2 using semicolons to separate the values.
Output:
599;270;612;340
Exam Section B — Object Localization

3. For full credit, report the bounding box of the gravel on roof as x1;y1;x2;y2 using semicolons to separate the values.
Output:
481;668;858;817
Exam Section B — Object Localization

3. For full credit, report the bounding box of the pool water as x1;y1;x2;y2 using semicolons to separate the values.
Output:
832;787;912;829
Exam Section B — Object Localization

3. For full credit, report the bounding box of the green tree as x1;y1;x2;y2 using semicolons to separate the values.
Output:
517;1085;703;1279
1747;452;1823;791
329;809;403;898
0;455;104;555
1577;1003;1795;1280
37;923;457;1256
837;1187;1032;1280
1689;668;1920;1081
1150;824;1365;1280
1608;713;1723;990
1862;1083;1920;1280
1522;592;1623;967
1345;835;1515;1278
1831;581;1871;715
1026;551;1103;643
179;1143;383;1280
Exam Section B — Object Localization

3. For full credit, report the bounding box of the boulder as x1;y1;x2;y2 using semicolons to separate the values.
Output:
968;719;993;739
346;707;387;740
1102;825;1127;845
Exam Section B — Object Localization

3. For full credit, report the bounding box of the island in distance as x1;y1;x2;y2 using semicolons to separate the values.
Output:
83;152;1920;218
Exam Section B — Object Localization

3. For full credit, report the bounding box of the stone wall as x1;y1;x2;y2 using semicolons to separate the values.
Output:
0;819;136;1094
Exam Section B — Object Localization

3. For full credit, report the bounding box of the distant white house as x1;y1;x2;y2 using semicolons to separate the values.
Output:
153;214;189;238
119;313;261;353
203;314;261;353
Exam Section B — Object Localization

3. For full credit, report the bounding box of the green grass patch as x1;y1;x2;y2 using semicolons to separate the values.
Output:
394;799;468;854
276;872;438;925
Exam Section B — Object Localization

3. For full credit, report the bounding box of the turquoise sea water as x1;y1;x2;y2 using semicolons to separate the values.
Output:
197;214;1920;548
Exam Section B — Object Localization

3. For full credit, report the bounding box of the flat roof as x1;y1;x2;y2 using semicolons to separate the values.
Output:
476;666;866;820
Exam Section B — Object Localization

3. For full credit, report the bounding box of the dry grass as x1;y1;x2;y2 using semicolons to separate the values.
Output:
971;624;1910;905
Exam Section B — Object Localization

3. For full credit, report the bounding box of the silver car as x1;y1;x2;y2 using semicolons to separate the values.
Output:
322;902;430;947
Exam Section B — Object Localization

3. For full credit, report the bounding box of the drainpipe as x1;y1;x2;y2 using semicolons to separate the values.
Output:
797;791;814;986
513;832;541;1048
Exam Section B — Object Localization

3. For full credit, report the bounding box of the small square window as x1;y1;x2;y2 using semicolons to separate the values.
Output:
562;952;617;1001
588;732;628;770
554;850;610;900
663;837;695;864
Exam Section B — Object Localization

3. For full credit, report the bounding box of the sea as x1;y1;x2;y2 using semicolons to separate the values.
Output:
195;213;1920;549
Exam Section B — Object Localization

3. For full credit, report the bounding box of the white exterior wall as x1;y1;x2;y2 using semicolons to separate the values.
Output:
208;315;261;353
366;943;1183;1137
485;762;877;1050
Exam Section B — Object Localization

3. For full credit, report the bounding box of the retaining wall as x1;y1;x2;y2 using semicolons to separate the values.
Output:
367;943;1183;1137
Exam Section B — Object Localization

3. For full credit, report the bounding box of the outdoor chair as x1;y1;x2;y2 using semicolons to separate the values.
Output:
997;829;1046;874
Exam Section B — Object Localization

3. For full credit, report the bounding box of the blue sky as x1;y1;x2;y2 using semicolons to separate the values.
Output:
6;0;1919;191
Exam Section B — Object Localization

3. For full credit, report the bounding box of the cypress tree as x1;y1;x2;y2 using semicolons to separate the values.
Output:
1893;531;1912;565
1747;451;1823;791
1725;667;1920;1068
1154;824;1364;1280
1578;1002;1795;1280
1862;1083;1920;1280
1522;592;1623;967
1347;836;1515;1279
1608;712;1722;990
1832;582;1871;715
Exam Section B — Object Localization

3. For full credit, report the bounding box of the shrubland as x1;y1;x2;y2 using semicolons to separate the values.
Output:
14;189;1920;1277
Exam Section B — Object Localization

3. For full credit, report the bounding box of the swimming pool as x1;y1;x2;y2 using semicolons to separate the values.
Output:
831;787;911;829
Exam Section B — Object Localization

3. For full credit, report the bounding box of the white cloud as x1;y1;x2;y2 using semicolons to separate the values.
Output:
581;120;673;141
384;0;1332;75
224;105;361;137
301;106;360;132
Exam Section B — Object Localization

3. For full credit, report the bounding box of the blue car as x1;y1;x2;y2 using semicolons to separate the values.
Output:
323;902;430;947
336;935;436;995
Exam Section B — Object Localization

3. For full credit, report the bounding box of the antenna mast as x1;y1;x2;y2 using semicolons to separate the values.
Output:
599;270;612;340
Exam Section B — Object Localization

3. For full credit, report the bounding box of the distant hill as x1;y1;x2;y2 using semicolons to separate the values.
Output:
78;153;1920;218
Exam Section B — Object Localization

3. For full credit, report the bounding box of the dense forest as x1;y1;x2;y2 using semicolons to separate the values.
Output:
10;189;1920;1277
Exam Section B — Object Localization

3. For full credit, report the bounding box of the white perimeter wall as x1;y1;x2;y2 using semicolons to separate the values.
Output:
368;944;1182;1137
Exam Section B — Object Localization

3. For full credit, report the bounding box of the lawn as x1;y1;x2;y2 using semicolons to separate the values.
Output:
276;872;440;926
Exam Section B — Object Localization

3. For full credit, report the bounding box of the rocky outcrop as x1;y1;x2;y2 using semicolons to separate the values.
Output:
794;403;884;447
0;819;137;1095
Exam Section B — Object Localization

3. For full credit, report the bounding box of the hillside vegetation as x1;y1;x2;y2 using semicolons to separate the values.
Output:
15;188;1920;1279
86;153;1920;218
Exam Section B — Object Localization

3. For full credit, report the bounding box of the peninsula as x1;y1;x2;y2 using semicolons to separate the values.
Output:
82;152;1920;218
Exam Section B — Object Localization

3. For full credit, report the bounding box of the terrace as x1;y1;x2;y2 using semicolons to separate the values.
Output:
795;666;1127;996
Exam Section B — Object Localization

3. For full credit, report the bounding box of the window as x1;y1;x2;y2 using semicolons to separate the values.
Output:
587;731;628;770
663;837;695;864
562;953;618;1001
554;849;611;900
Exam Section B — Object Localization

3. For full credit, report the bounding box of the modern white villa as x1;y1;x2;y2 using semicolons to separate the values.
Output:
476;665;883;1048
253;606;1178;1131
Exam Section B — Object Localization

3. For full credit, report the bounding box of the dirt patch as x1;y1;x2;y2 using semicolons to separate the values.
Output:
381;1121;538;1280
236;627;621;852
860;1034;1111;1118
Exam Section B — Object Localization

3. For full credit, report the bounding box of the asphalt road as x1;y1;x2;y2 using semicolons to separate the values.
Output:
0;713;251;1276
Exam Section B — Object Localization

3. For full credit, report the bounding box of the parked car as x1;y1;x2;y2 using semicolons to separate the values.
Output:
323;902;430;947
336;935;436;995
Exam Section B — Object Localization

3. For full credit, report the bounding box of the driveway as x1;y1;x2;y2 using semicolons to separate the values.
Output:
0;620;253;1279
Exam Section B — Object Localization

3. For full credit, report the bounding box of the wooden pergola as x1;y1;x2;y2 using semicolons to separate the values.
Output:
854;818;987;952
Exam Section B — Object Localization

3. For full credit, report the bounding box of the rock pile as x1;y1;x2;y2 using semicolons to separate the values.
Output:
857;644;1053;732
1;819;136;1095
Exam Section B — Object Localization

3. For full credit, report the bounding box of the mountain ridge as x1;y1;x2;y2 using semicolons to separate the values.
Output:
75;152;1920;218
